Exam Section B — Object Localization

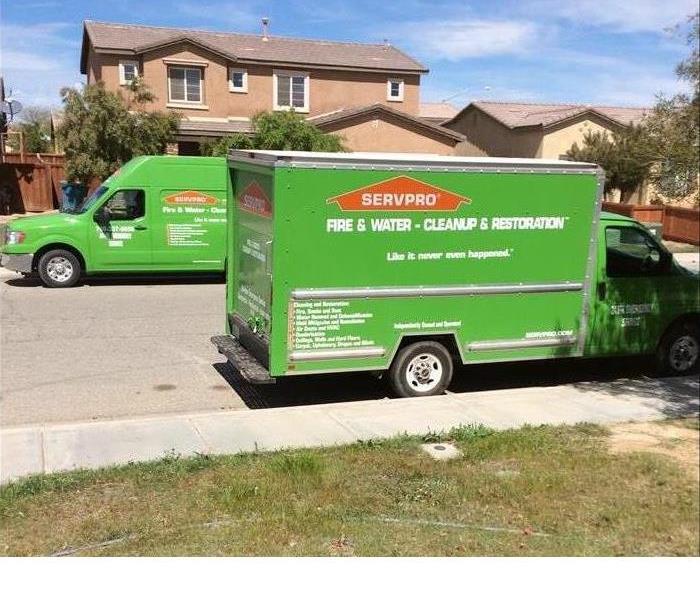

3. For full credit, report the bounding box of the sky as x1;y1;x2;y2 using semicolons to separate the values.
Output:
0;0;697;111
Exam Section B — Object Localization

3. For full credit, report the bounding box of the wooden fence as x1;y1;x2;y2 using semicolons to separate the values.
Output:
602;202;699;246
0;153;65;214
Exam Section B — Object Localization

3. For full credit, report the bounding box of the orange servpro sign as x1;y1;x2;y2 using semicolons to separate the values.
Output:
327;176;471;212
239;181;272;217
164;190;218;205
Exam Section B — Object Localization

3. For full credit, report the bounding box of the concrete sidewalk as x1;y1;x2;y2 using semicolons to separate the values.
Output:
2;374;698;483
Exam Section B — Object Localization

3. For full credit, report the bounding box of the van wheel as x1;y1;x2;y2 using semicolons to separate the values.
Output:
389;341;453;397
38;249;81;288
657;321;699;375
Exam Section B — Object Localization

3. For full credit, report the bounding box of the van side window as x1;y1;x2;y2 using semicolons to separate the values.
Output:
605;226;664;277
105;190;145;220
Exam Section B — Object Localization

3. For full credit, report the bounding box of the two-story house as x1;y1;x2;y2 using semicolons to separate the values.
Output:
80;20;464;155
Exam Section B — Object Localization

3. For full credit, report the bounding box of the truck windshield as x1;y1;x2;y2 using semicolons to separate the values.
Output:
74;186;109;214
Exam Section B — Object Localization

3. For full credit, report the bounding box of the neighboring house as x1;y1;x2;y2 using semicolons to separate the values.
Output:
308;104;464;154
444;101;649;159
443;100;650;200
80;20;464;154
419;102;458;125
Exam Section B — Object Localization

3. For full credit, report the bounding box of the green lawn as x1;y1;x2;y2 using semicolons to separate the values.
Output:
1;422;698;556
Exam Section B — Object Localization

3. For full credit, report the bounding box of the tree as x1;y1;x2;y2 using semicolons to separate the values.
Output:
200;110;345;156
566;125;655;202
644;12;699;202
12;106;52;153
59;80;179;183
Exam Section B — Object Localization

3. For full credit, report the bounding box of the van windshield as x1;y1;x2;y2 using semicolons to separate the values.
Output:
73;186;109;214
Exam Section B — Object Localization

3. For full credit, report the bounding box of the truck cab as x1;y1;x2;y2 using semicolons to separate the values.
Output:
1;155;227;287
588;212;699;374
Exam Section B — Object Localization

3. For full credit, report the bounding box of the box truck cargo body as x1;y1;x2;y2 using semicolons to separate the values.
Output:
212;151;699;396
0;156;227;287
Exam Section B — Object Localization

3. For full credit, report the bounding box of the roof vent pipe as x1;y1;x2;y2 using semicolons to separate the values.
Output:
262;17;269;41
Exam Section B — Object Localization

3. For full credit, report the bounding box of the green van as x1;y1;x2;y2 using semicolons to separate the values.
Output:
0;156;227;287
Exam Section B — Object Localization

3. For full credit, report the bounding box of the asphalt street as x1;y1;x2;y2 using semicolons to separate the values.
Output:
1;271;244;426
1;255;698;427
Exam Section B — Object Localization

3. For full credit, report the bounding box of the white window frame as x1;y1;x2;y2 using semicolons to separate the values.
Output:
167;65;204;105
229;68;248;93
119;60;139;86
273;70;309;113
387;78;404;102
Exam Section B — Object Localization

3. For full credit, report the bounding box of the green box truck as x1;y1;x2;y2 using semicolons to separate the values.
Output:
0;155;227;287
212;150;699;396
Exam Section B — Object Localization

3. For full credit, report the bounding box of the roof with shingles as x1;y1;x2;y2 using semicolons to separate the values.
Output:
81;20;427;74
307;103;466;143
419;102;458;120
446;100;650;129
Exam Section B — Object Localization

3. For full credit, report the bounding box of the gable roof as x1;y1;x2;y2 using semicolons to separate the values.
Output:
419;102;458;124
307;103;466;144
445;100;650;130
81;20;427;75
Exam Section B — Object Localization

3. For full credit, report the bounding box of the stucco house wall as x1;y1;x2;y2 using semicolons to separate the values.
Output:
89;43;420;120
321;115;458;154
540;115;622;158
447;107;543;157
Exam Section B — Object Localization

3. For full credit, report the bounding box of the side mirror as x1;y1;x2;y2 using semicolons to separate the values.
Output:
659;251;673;273
94;206;110;225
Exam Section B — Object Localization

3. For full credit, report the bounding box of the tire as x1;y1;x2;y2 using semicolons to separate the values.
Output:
389;341;454;397
37;249;81;288
656;320;700;376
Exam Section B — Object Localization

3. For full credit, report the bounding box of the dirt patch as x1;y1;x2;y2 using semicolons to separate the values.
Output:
609;419;700;480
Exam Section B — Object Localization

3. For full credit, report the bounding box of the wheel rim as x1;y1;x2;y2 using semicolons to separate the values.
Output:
405;352;443;393
46;256;73;283
669;335;698;372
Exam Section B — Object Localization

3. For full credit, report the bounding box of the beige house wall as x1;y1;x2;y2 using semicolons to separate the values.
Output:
447;108;542;157
321;116;457;154
90;44;420;119
540;116;620;158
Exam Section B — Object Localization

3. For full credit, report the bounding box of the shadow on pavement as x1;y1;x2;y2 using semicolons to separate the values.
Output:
4;273;224;287
214;355;700;416
213;362;388;409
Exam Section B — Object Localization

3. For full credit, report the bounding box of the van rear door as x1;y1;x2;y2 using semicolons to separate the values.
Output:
231;173;274;364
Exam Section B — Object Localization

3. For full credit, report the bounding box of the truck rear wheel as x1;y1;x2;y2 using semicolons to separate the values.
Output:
657;321;699;375
38;249;81;288
389;341;453;397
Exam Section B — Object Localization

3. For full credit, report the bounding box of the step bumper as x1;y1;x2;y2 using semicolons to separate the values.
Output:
211;334;276;384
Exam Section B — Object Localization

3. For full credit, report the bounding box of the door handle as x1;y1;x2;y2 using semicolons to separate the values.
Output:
597;281;607;300
134;224;147;230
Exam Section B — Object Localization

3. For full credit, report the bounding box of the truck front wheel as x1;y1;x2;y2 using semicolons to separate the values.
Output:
37;249;81;288
657;321;699;375
389;341;454;397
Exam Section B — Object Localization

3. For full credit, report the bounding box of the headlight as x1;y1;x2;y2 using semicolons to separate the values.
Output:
5;231;26;244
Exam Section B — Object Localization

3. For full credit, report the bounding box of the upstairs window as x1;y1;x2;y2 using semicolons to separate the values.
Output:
387;78;404;101
273;71;309;112
168;66;203;104
119;60;139;85
229;68;248;93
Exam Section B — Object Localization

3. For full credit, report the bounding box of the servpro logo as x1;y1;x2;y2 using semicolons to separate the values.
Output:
164;190;218;206
239;181;272;218
327;176;471;212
